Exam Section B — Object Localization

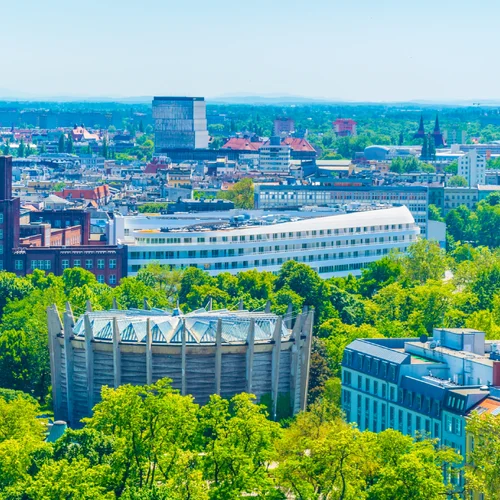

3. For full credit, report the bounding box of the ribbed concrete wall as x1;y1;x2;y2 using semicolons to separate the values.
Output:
48;306;314;427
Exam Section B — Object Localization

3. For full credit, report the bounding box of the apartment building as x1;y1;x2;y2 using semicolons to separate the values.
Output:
254;184;429;236
109;206;420;278
341;328;500;489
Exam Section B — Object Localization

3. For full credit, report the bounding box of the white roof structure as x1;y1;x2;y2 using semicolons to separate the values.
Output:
72;308;291;344
131;206;414;237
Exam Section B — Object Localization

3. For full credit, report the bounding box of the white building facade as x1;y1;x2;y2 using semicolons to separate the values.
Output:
259;137;291;174
109;206;420;278
458;149;486;187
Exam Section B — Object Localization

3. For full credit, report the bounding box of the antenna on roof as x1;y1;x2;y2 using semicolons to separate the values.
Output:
419;334;428;344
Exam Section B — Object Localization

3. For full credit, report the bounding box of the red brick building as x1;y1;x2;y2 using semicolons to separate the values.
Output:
333;119;357;137
0;156;126;286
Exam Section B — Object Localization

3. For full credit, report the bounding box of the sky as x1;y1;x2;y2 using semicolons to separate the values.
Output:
1;0;499;102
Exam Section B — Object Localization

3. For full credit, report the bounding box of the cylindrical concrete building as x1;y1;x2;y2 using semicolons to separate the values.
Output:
47;304;314;426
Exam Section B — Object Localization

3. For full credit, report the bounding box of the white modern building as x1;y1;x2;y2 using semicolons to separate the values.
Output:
458;149;486;187
259;136;291;174
108;206;420;278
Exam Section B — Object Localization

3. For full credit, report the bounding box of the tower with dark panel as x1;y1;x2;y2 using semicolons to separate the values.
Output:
0;156;19;271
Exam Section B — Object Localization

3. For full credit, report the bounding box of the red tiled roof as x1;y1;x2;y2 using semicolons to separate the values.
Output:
281;137;316;152
144;162;169;174
221;138;262;151
71;127;100;142
468;397;500;416
56;185;110;201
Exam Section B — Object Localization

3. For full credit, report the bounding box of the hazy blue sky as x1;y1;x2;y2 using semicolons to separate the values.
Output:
1;0;498;101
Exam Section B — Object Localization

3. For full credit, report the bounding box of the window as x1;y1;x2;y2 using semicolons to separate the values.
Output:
109;275;116;285
382;384;386;399
85;259;93;270
62;259;70;269
109;259;116;269
373;381;378;396
365;397;370;430
0;213;3;223
14;260;23;270
365;378;370;392
358;375;362;389
74;259;81;267
97;275;105;283
97;259;105;269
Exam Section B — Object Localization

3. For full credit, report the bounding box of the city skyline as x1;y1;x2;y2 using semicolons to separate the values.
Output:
2;0;500;102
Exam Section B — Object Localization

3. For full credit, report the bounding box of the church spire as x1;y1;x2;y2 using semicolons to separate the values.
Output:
431;113;446;147
413;114;426;139
434;114;440;133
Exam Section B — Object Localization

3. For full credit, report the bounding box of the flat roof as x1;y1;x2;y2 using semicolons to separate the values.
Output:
131;206;415;237
153;96;204;101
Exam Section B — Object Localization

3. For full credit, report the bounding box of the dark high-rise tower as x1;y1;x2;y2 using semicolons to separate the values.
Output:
152;97;209;153
0;156;20;271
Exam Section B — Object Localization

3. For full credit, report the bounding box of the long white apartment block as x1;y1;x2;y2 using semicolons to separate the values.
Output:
108;206;420;278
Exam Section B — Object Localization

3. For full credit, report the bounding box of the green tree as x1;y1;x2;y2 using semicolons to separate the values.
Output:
401;239;448;283
114;277;169;310
102;137;108;159
0;396;49;491
179;267;212;305
369;430;461;500
448;175;468;187
85;379;200;495
198;393;281;499
421;134;428;159
66;133;74;153
428;134;436;160
445;160;458;174
17;139;25;158
58;134;65;153
62;268;98;295
275;409;376;498
136;262;182;305
428;204;444;222
358;255;403;297
217;178;254;209
465;412;500;499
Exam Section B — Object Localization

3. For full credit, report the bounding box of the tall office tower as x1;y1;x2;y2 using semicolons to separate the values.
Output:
0;156;20;271
153;96;209;152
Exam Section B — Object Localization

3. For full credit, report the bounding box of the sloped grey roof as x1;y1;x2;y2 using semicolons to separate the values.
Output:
72;308;290;345
346;339;410;365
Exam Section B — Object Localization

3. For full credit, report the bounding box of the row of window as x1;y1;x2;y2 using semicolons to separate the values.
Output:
28;259;117;271
259;192;427;202
131;236;411;254
132;224;415;245
345;369;445;419
129;248;409;274
343;356;398;381
344;390;441;438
